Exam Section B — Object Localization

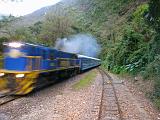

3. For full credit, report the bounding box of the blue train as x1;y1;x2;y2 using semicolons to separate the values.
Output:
0;42;101;95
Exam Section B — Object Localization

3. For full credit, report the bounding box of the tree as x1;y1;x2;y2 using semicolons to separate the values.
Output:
148;0;160;32
0;15;17;36
0;37;9;54
29;21;43;36
39;6;76;46
9;27;37;43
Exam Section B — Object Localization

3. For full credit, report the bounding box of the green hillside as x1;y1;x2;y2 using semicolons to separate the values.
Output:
75;0;160;109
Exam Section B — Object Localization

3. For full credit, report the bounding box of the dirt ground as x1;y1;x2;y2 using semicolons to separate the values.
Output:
109;73;159;120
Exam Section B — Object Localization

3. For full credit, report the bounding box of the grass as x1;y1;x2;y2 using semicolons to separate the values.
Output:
153;98;160;110
72;70;97;90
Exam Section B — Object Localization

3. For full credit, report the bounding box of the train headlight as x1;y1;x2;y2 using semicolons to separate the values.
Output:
8;42;24;48
0;73;5;77
16;74;25;78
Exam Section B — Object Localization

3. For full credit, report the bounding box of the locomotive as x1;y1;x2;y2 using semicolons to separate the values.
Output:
0;42;101;95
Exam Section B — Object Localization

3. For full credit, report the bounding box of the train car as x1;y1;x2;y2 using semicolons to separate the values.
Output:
78;55;101;71
0;42;100;95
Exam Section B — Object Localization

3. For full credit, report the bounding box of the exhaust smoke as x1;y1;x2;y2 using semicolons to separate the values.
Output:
55;34;101;57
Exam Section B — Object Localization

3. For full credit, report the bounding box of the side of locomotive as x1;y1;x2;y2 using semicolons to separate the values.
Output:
0;42;101;95
0;42;80;95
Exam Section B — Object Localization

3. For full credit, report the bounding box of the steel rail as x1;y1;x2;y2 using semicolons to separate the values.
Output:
97;68;123;120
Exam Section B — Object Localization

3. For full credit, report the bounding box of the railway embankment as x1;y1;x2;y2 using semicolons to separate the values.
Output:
108;72;159;120
0;69;159;120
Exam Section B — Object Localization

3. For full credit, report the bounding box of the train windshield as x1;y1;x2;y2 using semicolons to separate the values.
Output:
3;42;26;58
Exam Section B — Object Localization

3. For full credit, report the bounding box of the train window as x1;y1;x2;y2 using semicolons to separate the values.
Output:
50;52;54;60
35;47;40;56
59;60;70;67
72;54;77;59
31;47;35;56
42;50;46;59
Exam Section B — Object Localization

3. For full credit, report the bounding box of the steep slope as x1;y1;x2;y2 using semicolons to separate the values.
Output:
0;1;67;36
15;6;51;26
75;0;160;109
10;0;77;27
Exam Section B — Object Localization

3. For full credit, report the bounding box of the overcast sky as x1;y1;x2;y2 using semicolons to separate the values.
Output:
0;0;61;16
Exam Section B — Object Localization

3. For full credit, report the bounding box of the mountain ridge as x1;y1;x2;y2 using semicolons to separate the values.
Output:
11;0;77;27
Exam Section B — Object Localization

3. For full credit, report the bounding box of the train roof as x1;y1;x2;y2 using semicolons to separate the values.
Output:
78;54;100;61
4;42;101;59
3;42;77;55
3;42;47;48
24;43;77;55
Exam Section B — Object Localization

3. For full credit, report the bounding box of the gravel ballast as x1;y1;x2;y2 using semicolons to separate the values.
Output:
0;69;159;120
0;69;103;120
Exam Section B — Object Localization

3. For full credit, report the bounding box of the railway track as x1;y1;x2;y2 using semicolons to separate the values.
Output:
0;95;20;106
98;68;123;120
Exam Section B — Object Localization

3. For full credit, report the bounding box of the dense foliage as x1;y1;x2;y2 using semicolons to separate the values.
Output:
75;0;160;109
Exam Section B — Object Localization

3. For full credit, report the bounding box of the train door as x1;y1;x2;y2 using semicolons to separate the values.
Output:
35;57;41;70
27;58;32;71
27;57;41;71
